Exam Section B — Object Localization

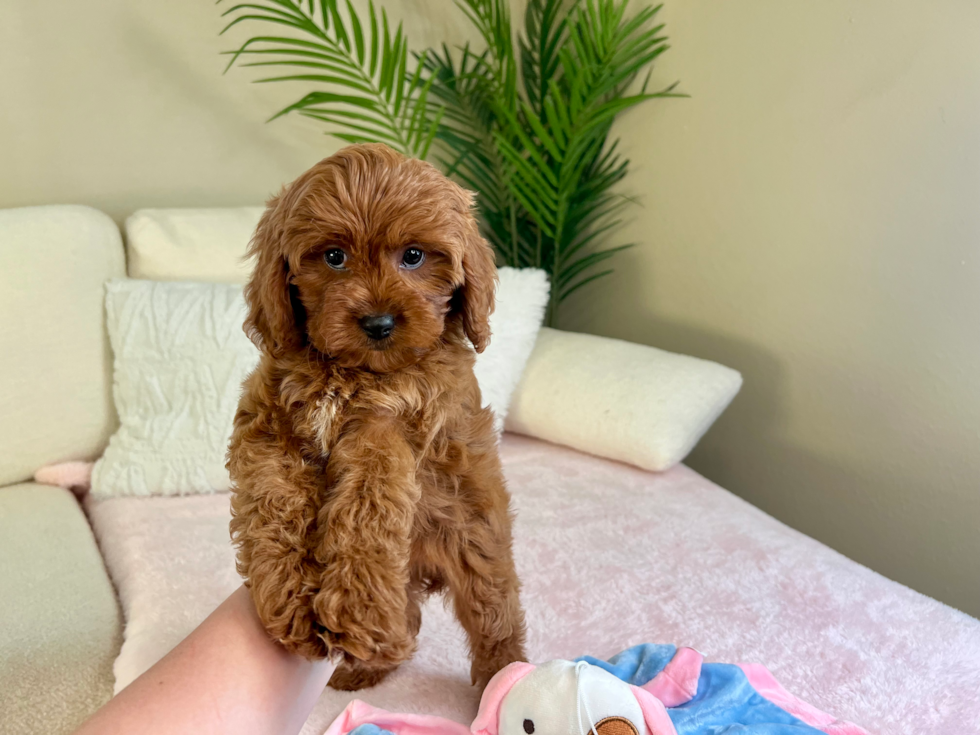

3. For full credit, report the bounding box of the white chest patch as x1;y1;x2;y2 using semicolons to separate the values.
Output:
312;391;341;454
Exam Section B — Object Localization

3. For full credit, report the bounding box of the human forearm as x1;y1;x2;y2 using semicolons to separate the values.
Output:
74;586;336;735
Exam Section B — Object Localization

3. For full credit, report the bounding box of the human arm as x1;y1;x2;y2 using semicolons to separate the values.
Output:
74;585;336;735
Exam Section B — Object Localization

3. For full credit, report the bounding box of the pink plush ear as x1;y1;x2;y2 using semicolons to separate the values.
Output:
629;685;679;735
471;662;537;735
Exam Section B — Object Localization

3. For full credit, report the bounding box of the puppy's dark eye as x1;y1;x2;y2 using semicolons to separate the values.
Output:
401;247;425;270
523;720;535;734
324;248;347;270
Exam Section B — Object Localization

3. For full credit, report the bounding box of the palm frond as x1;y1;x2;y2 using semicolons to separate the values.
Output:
220;0;439;157
521;0;578;116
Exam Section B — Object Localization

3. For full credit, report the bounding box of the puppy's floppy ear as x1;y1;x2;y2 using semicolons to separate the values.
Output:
457;212;498;353
243;192;302;357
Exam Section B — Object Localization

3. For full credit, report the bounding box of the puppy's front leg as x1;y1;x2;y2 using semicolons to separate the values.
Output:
228;432;327;660
313;418;420;679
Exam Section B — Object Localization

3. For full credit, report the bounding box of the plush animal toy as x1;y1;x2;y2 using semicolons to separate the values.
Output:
471;660;677;735
322;644;868;735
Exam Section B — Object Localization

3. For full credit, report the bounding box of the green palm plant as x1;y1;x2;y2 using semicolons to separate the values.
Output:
220;0;680;325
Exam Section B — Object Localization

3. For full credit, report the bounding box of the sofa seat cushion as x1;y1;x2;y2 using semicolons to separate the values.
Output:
86;435;980;735
0;482;121;734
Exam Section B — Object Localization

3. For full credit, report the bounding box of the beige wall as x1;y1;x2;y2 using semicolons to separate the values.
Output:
564;1;980;616
0;0;462;221
3;1;978;616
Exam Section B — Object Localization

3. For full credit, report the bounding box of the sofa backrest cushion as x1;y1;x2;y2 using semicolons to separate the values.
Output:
125;207;262;283
0;205;125;486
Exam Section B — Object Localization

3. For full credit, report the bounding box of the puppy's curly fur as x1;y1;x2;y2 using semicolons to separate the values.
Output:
227;144;527;691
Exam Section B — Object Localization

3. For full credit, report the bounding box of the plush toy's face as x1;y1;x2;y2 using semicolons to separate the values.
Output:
497;661;647;735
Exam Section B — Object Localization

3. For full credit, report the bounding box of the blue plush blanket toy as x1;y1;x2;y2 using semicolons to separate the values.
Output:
323;644;867;735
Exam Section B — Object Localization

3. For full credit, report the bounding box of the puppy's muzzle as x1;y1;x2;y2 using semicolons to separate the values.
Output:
359;313;395;341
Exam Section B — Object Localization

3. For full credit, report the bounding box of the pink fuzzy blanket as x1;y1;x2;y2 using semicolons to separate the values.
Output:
85;434;980;734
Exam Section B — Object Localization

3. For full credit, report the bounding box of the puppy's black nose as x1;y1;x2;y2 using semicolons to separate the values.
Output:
359;313;395;340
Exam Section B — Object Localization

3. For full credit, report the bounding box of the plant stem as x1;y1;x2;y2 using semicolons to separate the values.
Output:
509;202;518;267
549;198;564;328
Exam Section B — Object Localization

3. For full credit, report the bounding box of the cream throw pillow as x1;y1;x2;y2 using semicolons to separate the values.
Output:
505;328;743;472
92;270;549;497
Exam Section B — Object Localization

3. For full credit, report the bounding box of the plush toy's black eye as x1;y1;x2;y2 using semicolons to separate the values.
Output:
523;720;535;734
324;248;346;269
401;247;425;269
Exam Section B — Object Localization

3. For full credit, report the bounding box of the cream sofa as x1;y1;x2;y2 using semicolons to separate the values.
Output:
0;204;733;733
3;205;979;735
0;207;123;733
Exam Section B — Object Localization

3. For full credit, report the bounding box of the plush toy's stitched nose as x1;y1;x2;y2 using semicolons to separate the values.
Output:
593;716;639;735
359;313;395;340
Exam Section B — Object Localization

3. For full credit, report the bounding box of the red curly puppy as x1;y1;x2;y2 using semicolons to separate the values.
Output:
227;143;527;691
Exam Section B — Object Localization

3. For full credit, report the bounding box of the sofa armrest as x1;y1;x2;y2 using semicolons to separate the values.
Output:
504;328;742;472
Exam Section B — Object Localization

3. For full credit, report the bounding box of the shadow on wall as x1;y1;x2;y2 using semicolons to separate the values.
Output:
561;265;979;619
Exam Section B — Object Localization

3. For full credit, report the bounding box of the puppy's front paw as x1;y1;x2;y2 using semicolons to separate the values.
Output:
250;576;329;660
470;635;527;688
328;658;398;691
312;580;415;666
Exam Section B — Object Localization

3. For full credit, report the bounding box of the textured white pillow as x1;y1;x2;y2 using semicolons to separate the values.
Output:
505;328;742;472
475;267;550;432
92;269;549;497
91;281;257;497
